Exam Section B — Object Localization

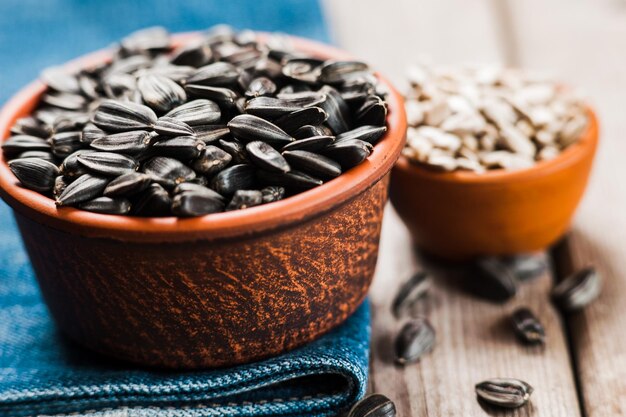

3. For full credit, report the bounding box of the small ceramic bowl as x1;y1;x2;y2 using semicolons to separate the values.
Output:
0;34;407;369
390;109;598;261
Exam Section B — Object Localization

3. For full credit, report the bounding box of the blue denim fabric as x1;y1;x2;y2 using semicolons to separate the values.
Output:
0;1;372;416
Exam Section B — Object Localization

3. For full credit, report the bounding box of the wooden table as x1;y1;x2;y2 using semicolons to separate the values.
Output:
324;1;626;415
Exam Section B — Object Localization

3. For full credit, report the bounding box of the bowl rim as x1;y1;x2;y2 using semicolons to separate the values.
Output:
394;107;599;184
0;33;407;242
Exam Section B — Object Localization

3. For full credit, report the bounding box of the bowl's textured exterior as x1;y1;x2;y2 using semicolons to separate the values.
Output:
0;35;407;369
390;110;598;261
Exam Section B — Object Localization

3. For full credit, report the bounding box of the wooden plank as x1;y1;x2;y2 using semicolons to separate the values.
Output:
368;207;581;416
506;1;626;415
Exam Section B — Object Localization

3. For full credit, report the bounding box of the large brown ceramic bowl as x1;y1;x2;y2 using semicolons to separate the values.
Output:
0;34;407;369
390;109;598;261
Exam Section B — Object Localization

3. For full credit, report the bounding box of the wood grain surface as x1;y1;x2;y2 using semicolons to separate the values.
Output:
323;0;626;415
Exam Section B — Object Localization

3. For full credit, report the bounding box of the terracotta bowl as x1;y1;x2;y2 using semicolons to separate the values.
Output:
390;109;598;261
0;34;407;369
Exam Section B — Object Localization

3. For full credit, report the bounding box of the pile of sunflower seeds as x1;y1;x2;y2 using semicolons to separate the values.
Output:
2;26;388;217
402;63;588;172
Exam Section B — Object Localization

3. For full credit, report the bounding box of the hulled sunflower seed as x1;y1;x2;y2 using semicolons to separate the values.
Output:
2;135;52;157
282;150;341;180
261;185;285;203
8;158;60;192
226;189;263;211
142;156;196;186
395;318;436;365
137;74;187;113
471;257;518;302
92;100;157;132
90;130;153;156
281;135;335;153
273;106;328;134
171;191;224;217
132;183;171;216
103;172;152;197
191;145;232;175
210;164;255;195
511;307;545;345
77;152;138;176
551;266;601;312
227;114;294;147
56;174;109;206
79;196;131;215
475;378;533;408
246;141;290;173
347;393;396;417
152;136;205;160
391;271;432;318
153;117;195;137
164;99;221;125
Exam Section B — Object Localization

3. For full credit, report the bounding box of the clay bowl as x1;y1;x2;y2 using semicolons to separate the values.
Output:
0;34;407;369
390;109;598;261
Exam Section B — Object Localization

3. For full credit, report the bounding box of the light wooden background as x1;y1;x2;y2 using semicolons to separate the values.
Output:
322;1;626;415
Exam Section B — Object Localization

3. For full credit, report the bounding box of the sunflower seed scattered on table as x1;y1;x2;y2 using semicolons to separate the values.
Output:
475;378;534;408
551;266;601;312
394;318;436;365
503;253;549;281
347;393;396;417
402;63;588;172
391;271;432;318
511;307;545;345
471;257;518;302
2;26;387;217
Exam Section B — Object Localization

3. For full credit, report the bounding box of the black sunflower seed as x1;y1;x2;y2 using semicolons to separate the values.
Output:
245;77;277;98
281;135;335;153
153;117;195;137
103;172;152;197
132;183;171;216
551;266;601;312
191;145;232;175
336;125;387;145
139;64;195;83
322;139;372;169
2;135;51;158
193;125;230;144
246;141;290;173
40;66;80;94
142;156;196;186
101;72;137;100
347;394;396;417
170;41;213;67
137;74;187;113
171;191;225;217
152;136;205;160
395;318;436;365
503;253;548;282
60;149;96;176
356;96;387;126
184;85;239;109
165;99;221;126
261;186;285;203
53;175;70;199
10;116;51;138
90;130;153;156
273;107;328;134
253;57;283;79
475;378;533;409
79;196;131;215
108;55;152;75
120;26;170;55
228;114;294;147
210;164;256;195
317;85;352;134
281;58;323;84
173;182;225;201
293;124;331;139
16;150;56;163
218;139;249;164
470;257;518;303
77;152;138;176
226;189;263;211
185;62;240;87
257;169;322;190
319;60;369;85
78;73;99;99
391;271;432;319
41;92;87;111
511;307;545;345
92;100;157;132
80;123;106;144
50;131;83;158
56;173;109;206
245;94;325;119
52;113;90;134
282;150;341;180
8;158;60;192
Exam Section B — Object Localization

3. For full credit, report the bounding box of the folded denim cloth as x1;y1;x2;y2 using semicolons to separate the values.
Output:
0;202;370;417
